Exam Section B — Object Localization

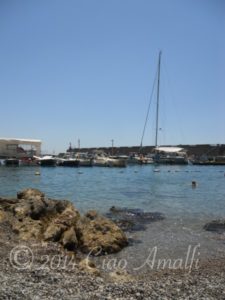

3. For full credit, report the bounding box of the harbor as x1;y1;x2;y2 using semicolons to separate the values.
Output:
0;0;224;298
0;137;225;167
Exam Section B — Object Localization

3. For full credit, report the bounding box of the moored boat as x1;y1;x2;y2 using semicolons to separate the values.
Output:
192;156;225;165
57;158;79;167
147;52;188;165
127;154;143;165
78;158;93;167
4;158;20;166
153;147;188;165
127;153;153;165
93;157;109;167
35;156;57;166
93;154;126;167
108;157;127;168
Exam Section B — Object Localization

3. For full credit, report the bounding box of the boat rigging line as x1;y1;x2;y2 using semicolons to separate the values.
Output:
139;55;160;152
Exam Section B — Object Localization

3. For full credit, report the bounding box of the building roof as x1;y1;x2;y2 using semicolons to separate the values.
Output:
0;138;41;145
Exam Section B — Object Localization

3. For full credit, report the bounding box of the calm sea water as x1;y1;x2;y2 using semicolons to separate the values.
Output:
1;164;225;271
0;164;224;218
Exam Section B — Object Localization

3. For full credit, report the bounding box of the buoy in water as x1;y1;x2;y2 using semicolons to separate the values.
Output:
192;181;197;187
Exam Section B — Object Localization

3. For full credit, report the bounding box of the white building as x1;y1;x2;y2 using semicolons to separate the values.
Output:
0;138;41;158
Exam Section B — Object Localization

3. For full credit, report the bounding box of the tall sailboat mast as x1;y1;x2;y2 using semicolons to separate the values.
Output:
155;51;162;148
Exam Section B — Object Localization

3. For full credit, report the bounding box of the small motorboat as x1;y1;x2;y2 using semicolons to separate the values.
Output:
108;157;127;167
35;155;57;166
78;158;93;167
57;158;79;167
4;158;20;166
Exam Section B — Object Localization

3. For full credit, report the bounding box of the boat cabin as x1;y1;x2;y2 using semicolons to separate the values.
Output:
153;147;187;157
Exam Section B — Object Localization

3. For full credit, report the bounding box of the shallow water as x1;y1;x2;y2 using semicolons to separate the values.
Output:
1;164;225;272
1;164;224;218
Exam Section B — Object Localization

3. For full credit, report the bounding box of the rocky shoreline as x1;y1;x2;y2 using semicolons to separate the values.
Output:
1;189;225;299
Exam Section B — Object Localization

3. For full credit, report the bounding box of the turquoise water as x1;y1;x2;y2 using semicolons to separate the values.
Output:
1;164;225;270
0;164;224;219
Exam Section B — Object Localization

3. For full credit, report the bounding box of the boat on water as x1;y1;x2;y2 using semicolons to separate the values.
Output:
93;156;109;167
149;52;188;165
153;147;188;165
20;158;39;166
75;152;93;167
4;158;20;166
127;153;154;165
108;156;127;167
57;158;79;167
34;155;57;166
127;153;143;165
92;151;109;167
78;158;93;167
192;155;225;166
93;152;127;167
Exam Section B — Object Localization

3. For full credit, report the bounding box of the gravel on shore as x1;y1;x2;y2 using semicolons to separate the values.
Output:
1;224;225;300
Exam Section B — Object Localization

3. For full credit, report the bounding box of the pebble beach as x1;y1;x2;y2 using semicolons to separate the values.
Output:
1;187;225;299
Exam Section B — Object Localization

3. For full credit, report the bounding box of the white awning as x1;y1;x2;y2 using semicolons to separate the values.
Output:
154;147;185;153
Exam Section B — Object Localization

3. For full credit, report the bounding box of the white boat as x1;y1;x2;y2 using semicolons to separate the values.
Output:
92;151;109;167
153;147;188;165
57;158;79;167
34;155;57;166
75;152;93;167
108;157;127;168
78;158;93;167
127;154;143;165
93;157;109;167
127;153;153;165
142;157;154;164
93;154;126;167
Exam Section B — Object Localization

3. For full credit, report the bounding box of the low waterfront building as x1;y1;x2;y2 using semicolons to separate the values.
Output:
0;138;41;158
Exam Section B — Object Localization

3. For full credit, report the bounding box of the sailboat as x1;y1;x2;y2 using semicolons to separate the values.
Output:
152;52;188;165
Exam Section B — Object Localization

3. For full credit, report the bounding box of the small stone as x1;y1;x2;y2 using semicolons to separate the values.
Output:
78;258;101;276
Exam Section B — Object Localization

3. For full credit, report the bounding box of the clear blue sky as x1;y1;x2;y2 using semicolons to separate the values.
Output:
0;0;224;153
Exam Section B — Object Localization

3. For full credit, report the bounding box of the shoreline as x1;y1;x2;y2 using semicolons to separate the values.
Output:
1;189;225;298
